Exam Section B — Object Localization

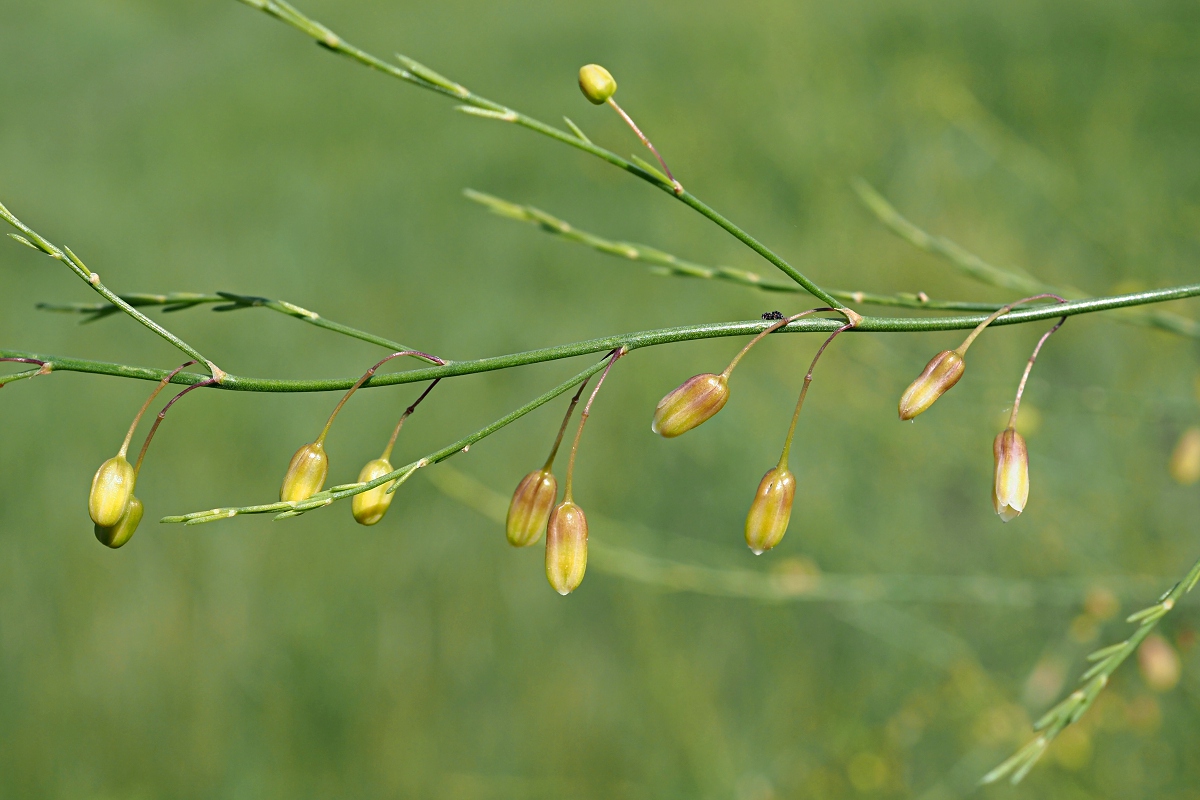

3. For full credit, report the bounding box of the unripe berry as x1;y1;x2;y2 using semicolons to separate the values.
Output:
89;455;136;528
546;500;588;595
95;495;143;549
744;467;796;555
506;469;557;547
1169;427;1200;485
351;458;394;526
898;350;965;420
578;64;617;104
992;428;1029;522
652;373;730;438
1138;633;1182;692
280;442;328;503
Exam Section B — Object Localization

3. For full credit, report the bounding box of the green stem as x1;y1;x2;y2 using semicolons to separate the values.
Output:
162;354;618;523
983;551;1200;785
235;0;839;304
0;202;224;379
0;367;44;387
6;283;1198;394
38;291;431;357
464;189;1020;313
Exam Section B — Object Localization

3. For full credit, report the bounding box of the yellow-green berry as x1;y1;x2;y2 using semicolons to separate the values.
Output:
89;455;135;528
578;64;617;104
351;458;395;526
280;442;328;503
506;469;558;547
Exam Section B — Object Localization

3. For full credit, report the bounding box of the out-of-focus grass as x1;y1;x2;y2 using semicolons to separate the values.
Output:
1;0;1199;797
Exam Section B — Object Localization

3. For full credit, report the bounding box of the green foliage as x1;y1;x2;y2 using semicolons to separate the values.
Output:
1;0;1200;797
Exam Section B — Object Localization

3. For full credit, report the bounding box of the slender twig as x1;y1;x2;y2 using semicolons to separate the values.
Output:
0;367;44;387
464;189;1010;312
983;551;1200;785
233;0;840;305
853;179;1200;339
0;202;226;379
0;357;49;387
160;354;618;524
4;283;1199;394
37;290;435;361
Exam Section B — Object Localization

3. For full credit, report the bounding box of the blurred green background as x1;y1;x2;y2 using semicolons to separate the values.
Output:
2;0;1200;797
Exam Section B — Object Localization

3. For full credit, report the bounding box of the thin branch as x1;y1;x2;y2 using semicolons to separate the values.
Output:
234;0;841;305
464;189;1008;312
852;179;1200;339
983;551;1200;785
4;283;1199;393
37;290;436;361
159;354;617;524
0;203;227;378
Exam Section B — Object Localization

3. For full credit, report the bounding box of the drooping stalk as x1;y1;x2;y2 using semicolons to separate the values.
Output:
721;309;832;378
118;361;196;457
380;379;442;462
777;324;854;469
543;378;592;472
562;349;624;502
1007;306;1068;429
954;293;1066;356
133;377;219;476
605;98;682;194
316;350;445;445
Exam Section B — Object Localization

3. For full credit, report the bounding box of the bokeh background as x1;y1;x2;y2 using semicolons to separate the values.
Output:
2;0;1200;797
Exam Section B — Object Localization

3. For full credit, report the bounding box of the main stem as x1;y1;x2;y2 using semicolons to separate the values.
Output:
7;284;1192;394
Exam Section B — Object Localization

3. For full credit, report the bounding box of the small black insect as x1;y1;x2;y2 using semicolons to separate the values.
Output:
761;310;784;320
